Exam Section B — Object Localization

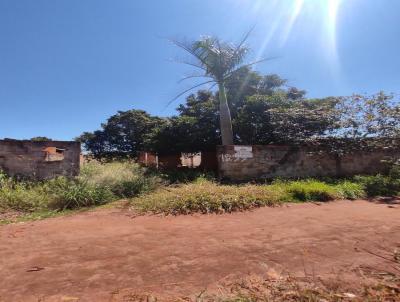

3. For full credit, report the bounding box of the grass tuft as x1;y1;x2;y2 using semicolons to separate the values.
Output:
132;180;284;215
271;180;339;202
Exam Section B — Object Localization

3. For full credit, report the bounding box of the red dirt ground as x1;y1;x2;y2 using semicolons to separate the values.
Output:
1;200;399;301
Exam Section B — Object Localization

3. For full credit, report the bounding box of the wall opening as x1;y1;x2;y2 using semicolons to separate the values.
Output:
43;147;65;162
181;152;202;168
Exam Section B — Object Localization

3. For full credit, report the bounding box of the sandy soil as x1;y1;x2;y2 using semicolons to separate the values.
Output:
0;200;399;301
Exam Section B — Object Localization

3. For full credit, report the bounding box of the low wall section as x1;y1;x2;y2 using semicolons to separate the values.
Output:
217;145;399;181
0;140;81;179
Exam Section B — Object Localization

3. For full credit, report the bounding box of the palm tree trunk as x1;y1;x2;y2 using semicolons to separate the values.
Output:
218;83;234;145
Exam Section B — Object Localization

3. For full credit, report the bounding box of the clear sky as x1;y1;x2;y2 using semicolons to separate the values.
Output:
1;0;399;140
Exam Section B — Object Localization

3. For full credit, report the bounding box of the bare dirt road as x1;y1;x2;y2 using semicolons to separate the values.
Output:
1;200;399;301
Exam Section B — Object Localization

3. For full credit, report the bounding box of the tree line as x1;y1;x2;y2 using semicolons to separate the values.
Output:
78;36;399;159
78;67;399;158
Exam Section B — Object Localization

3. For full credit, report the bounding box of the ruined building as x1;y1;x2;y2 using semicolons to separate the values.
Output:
0;140;81;179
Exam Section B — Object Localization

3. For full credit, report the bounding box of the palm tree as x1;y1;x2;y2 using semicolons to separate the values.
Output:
172;34;266;145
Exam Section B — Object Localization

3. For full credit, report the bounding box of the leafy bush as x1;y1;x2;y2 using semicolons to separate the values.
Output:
354;175;400;197
334;181;365;199
271;180;339;202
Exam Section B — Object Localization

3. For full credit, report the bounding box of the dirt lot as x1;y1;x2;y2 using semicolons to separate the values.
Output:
0;200;399;301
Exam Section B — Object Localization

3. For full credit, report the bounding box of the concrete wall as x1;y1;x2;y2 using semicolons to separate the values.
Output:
217;145;399;181
0;140;81;179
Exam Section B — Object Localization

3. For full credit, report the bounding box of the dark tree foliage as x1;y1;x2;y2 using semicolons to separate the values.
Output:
78;110;166;159
146;91;220;154
234;94;338;145
30;136;53;141
78;131;112;158
264;92;400;155
224;67;305;117
333;92;400;138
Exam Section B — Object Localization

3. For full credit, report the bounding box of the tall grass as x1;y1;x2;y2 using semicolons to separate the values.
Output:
0;172;51;211
0;161;161;212
270;179;366;202
131;179;368;215
133;181;284;215
1;161;400;216
80;161;161;198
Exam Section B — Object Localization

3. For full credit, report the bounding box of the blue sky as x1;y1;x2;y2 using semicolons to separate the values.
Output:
1;0;399;140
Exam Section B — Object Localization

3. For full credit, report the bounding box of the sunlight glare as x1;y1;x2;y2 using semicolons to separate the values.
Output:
327;0;342;60
237;0;343;76
280;0;304;46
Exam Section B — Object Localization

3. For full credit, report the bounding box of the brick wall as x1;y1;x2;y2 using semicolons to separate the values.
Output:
217;145;399;181
0;140;81;179
137;151;158;168
138;151;218;171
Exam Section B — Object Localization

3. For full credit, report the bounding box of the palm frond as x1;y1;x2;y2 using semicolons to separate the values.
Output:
178;74;212;84
170;38;213;72
235;26;255;54
223;57;279;80
171;59;207;71
166;80;215;108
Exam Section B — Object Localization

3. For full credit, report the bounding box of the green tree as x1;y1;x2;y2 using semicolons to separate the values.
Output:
234;94;338;145
78;110;165;159
334;92;400;138
78;131;110;158
173;35;265;145
30;136;52;141
146;91;220;154
224;67;304;117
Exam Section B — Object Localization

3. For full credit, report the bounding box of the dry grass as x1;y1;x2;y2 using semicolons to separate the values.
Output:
111;273;400;302
132;180;285;215
130;179;366;215
114;249;400;301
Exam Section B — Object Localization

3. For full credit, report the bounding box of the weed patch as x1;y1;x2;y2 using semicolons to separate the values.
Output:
271;180;340;202
355;175;400;197
131;179;367;215
1;160;399;219
0;162;161;214
132;181;284;215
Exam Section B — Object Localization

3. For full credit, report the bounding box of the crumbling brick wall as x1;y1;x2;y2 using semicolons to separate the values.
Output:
217;145;399;181
138;151;218;171
0;140;81;179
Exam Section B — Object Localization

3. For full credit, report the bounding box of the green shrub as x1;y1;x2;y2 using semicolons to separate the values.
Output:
334;181;365;199
354;175;400;197
272;180;339;202
0;170;8;186
389;163;400;179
